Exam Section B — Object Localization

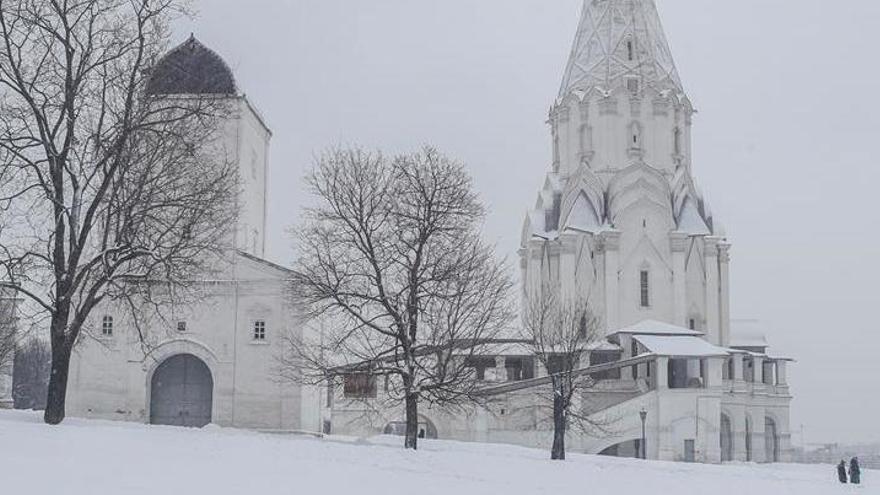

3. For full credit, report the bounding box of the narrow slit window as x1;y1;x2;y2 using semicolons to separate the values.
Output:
640;270;650;308
627;40;634;61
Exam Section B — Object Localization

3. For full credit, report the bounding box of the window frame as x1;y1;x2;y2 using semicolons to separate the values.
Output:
253;320;267;341
342;373;378;399
639;270;650;308
101;315;114;337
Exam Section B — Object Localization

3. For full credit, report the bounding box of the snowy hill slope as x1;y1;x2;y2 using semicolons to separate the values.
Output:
0;410;871;494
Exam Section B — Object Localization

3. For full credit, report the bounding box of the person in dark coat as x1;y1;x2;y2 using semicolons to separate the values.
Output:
838;460;849;483
850;457;861;485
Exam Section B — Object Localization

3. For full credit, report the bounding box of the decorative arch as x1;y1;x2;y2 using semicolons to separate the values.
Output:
149;353;213;427
561;192;602;233
383;414;439;440
143;338;220;425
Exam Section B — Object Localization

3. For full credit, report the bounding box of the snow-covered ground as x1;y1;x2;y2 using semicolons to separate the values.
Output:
0;410;871;494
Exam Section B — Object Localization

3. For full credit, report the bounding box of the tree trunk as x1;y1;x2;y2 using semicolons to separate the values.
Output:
43;337;72;425
404;390;419;450
44;309;73;425
551;380;566;460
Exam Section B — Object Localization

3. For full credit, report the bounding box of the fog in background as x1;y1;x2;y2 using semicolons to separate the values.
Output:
177;0;880;446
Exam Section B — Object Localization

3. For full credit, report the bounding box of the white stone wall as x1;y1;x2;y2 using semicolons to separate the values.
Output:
229;99;271;258
551;87;692;179
67;254;309;431
326;363;792;464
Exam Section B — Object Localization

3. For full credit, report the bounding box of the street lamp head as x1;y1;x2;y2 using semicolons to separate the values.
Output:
639;408;647;422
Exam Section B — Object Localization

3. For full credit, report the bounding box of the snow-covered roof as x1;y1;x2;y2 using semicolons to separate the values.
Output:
611;320;704;337
469;340;621;357
729;319;769;349
676;197;711;236
562;193;602;233
633;335;729;358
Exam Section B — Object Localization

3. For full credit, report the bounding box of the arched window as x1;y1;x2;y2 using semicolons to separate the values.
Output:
673;127;682;155
626;40;635;61
101;315;113;336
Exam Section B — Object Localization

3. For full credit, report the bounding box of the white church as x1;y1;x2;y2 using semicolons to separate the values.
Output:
3;0;792;464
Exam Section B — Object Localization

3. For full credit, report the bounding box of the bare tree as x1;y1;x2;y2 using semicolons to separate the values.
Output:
286;146;513;450
520;287;607;460
0;1;237;424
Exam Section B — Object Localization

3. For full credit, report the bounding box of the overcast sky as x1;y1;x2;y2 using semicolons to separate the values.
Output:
178;0;880;446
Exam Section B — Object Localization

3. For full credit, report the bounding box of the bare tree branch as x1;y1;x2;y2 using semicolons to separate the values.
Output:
282;146;514;450
0;0;237;424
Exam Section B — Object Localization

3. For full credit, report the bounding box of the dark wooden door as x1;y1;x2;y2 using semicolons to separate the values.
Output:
150;354;213;427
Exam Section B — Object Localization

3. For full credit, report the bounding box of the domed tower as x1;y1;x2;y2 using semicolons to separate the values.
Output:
521;0;731;346
147;35;271;258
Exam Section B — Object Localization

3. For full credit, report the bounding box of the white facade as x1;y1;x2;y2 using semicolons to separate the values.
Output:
67;3;793;465
67;38;317;432
326;0;793;464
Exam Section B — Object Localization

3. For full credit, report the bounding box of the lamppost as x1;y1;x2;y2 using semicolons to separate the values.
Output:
639;408;648;460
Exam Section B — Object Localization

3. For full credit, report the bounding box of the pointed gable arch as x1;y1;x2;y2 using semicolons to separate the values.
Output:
620;232;673;276
607;162;673;228
563;192;603;233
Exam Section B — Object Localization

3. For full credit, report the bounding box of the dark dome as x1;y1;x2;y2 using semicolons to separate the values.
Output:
146;35;236;96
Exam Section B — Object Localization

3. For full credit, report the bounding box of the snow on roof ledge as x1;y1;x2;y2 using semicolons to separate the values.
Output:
634;335;729;358
611;320;704;337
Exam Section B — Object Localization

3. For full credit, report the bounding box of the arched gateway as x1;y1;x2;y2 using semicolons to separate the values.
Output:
150;354;213;427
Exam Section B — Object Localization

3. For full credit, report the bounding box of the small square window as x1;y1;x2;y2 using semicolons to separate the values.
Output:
253;320;266;341
177;321;187;333
101;315;113;337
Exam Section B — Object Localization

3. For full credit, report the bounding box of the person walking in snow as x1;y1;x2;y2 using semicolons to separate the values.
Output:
838;460;849;484
850;457;861;485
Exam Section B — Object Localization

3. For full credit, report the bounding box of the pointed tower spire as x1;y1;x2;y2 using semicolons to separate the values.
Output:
559;0;684;99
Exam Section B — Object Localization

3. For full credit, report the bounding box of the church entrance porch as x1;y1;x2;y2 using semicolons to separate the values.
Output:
150;354;213;428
